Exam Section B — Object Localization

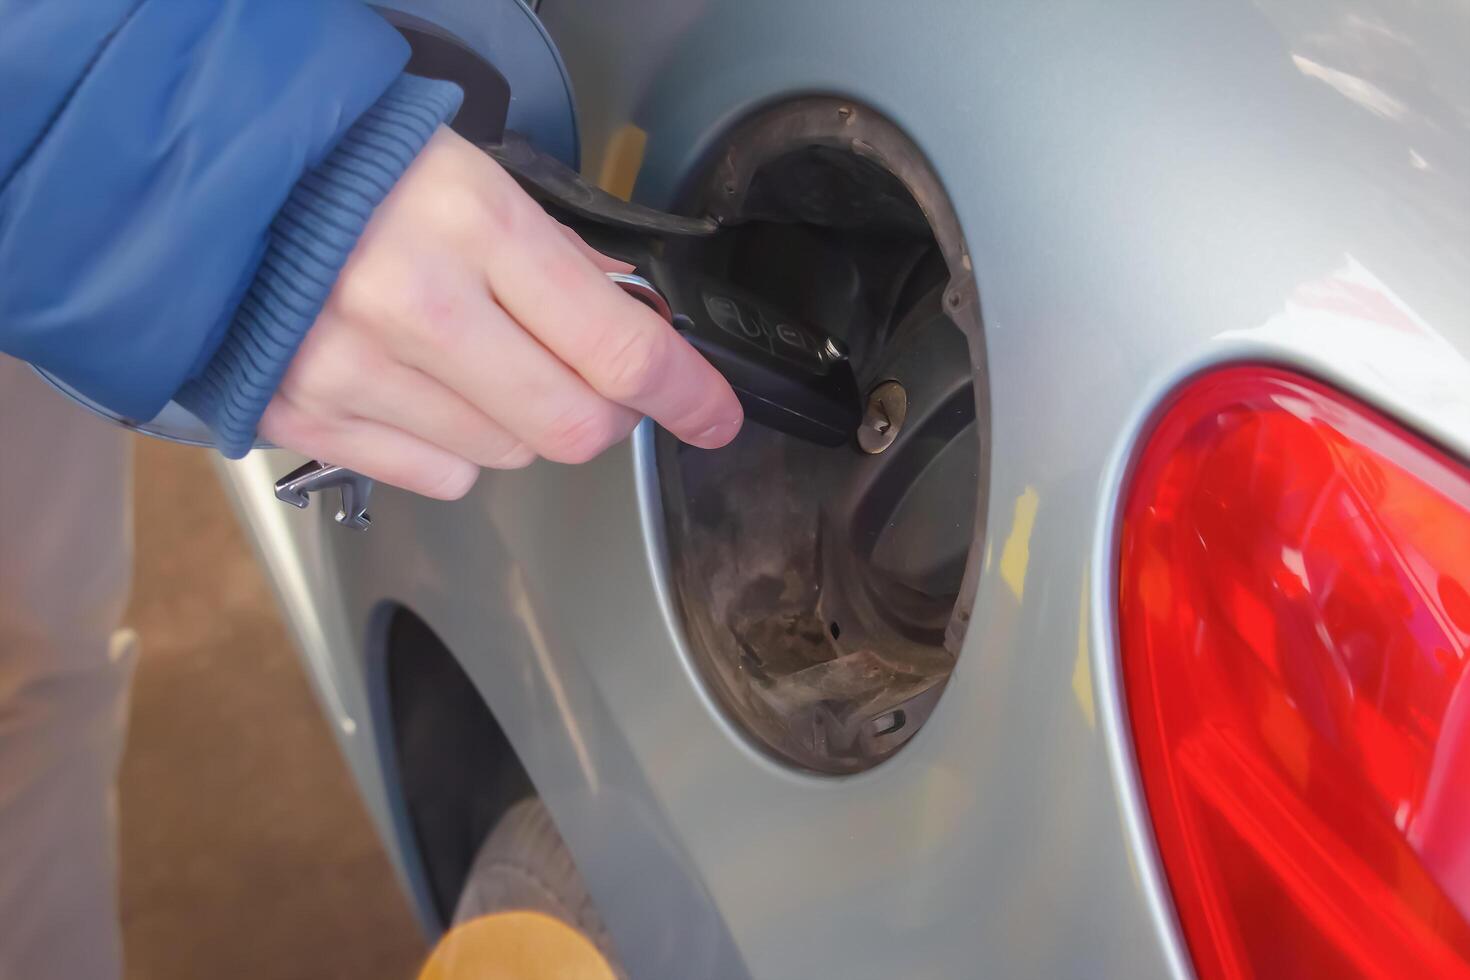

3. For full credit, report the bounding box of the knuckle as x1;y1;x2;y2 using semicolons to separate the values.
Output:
411;294;468;350
300;343;360;407
330;256;398;324
540;405;619;464
541;248;588;295
431;182;498;243
284;332;371;416
428;180;480;227
389;276;469;353
471;180;526;242
336;258;469;356
595;325;668;403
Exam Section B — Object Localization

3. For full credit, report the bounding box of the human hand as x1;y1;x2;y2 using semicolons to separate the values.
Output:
259;126;743;499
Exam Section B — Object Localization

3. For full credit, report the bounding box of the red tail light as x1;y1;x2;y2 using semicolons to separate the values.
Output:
1119;367;1470;979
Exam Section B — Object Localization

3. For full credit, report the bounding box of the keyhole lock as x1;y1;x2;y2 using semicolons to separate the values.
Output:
857;380;908;454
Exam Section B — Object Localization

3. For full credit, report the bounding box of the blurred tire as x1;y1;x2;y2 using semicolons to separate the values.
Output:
453;797;626;978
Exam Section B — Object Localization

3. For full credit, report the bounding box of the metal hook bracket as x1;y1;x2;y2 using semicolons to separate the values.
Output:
274;461;375;530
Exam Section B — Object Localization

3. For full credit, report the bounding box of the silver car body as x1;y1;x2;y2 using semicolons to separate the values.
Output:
220;1;1470;977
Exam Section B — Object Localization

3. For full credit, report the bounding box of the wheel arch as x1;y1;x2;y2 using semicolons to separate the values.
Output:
365;602;535;930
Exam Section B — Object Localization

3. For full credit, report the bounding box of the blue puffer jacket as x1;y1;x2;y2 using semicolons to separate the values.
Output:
0;0;462;455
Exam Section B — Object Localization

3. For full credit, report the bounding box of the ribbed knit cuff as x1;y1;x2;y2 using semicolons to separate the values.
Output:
176;73;463;458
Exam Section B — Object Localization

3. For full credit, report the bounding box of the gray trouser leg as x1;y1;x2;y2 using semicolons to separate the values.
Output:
0;356;135;980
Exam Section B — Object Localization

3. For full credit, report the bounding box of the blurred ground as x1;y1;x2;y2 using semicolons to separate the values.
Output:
118;438;428;980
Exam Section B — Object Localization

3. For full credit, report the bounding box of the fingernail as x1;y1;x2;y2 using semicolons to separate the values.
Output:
693;419;741;448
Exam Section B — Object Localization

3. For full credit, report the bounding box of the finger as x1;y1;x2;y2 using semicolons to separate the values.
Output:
350;361;535;470
270;308;532;470
390;285;642;464
479;166;743;448
557;224;635;274
260;400;480;500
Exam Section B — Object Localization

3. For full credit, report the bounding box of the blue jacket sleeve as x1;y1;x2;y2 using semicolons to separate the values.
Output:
0;0;459;453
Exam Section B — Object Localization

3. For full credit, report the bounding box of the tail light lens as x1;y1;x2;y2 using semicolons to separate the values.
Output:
1119;367;1470;979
